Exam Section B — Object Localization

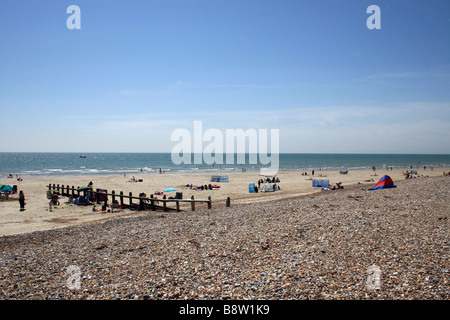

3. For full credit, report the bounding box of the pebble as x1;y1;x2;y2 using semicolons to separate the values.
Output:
0;176;449;299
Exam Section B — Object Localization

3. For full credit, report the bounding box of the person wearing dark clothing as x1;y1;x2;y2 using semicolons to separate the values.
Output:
19;191;26;211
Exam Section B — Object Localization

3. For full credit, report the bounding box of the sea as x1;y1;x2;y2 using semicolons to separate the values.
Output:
1;153;449;178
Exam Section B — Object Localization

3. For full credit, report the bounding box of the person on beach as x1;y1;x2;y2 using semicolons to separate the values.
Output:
111;200;120;212
19;191;25;211
139;192;146;211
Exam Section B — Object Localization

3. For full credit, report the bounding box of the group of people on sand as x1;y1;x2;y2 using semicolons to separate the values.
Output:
321;182;344;191
258;176;280;187
89;195;124;213
91;200;122;213
185;184;219;191
92;199;123;213
0;184;25;211
403;170;417;179
301;170;316;176
126;176;143;182
403;170;431;180
7;174;23;181
255;176;281;192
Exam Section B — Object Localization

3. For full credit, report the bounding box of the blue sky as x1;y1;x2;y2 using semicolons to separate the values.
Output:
1;0;449;153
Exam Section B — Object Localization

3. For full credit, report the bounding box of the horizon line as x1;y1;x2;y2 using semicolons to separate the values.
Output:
1;152;450;156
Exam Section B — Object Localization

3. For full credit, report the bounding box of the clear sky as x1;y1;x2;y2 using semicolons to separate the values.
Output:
1;0;449;153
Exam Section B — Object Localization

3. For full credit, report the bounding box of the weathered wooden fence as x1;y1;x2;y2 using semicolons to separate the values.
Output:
47;184;212;212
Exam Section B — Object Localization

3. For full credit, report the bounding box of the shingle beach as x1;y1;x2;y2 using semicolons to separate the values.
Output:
1;175;448;300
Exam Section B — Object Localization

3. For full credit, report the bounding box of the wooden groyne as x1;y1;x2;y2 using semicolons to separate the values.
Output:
47;184;212;212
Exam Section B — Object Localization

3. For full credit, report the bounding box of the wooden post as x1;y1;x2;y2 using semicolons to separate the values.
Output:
150;195;155;211
111;190;116;204
226;197;231;207
176;200;180;212
104;191;108;207
61;185;65;196
72;186;75;197
120;191;124;208
129;192;133;207
191;196;195;211
139;196;144;211
163;200;167;212
208;196;212;209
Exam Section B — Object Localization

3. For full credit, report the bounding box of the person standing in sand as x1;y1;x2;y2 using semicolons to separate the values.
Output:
19;191;26;211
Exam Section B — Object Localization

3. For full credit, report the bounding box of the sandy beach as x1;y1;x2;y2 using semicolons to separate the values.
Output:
0;168;448;237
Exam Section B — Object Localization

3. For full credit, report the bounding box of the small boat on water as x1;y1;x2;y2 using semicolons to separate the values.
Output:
79;155;86;158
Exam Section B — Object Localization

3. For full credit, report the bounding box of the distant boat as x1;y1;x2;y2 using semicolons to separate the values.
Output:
79;155;86;158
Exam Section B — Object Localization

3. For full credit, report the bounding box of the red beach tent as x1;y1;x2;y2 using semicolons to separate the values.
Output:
369;175;396;190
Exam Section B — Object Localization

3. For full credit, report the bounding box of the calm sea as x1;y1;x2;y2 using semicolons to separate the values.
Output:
0;153;449;178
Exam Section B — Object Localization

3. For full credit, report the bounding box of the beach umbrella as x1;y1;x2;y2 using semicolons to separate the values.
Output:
164;188;177;192
1;185;12;192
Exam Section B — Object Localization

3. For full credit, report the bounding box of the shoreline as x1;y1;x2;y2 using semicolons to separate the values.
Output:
2;152;450;179
3;163;449;179
1;168;449;237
